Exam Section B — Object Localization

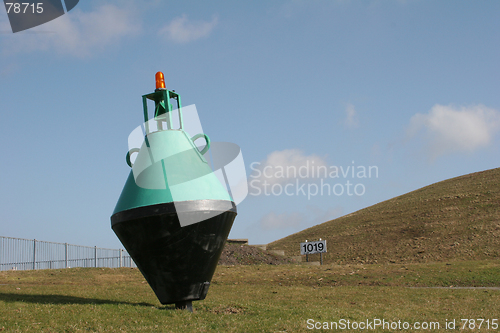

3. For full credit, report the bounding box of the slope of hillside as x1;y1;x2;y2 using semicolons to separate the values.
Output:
218;243;292;265
268;168;500;264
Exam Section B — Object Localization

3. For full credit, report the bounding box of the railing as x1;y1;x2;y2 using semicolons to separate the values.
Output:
0;236;136;271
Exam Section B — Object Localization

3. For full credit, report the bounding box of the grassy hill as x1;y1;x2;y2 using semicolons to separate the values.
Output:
268;167;500;264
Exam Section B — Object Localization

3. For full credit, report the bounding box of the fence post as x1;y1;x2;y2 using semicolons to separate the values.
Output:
33;239;36;270
65;243;68;268
0;236;136;272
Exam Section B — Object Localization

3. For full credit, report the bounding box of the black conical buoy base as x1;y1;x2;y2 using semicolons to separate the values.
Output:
175;301;193;312
111;200;236;305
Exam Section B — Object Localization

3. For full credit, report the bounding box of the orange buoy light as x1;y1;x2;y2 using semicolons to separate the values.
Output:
155;71;166;89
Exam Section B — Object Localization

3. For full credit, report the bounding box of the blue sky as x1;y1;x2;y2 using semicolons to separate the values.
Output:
1;0;499;248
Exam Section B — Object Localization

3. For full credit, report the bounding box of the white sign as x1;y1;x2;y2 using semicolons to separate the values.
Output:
300;240;327;255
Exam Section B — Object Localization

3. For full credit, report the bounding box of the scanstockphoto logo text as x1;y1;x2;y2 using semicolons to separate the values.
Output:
249;161;379;199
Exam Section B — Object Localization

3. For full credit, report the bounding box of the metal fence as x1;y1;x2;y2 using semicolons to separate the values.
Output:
0;236;136;271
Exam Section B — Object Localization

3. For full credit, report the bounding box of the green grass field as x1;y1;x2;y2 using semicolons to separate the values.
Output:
1;261;499;332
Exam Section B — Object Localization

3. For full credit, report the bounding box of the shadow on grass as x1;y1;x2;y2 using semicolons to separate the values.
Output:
0;292;155;307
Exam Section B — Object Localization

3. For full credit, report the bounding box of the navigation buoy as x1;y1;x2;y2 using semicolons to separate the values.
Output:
111;72;237;311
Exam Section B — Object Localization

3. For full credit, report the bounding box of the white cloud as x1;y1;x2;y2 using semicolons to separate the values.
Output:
1;5;141;57
344;103;359;129
158;15;218;43
249;149;328;190
259;211;304;230
258;206;342;231
408;104;500;158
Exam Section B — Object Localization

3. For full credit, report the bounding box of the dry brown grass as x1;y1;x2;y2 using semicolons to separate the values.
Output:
268;168;500;264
